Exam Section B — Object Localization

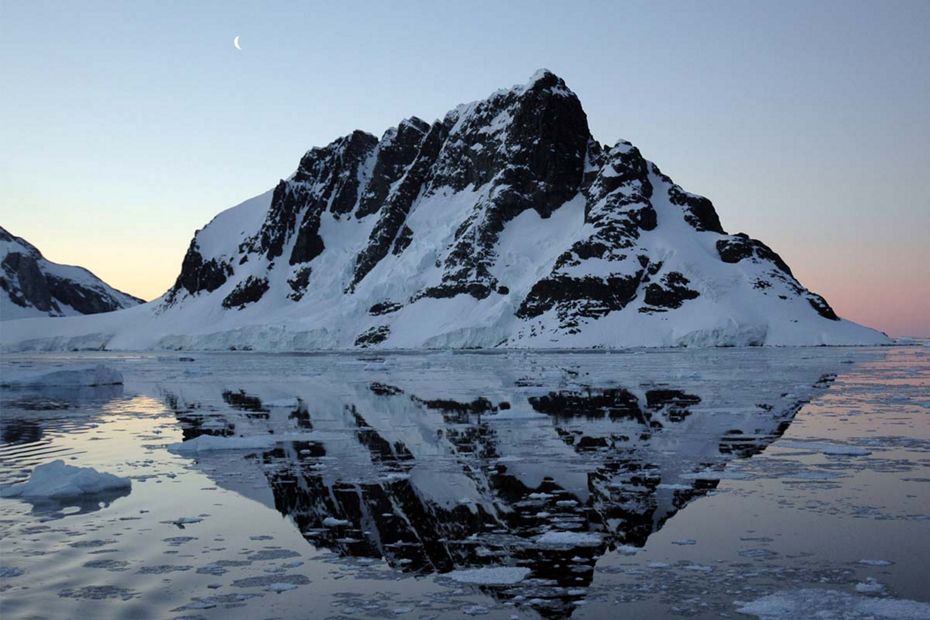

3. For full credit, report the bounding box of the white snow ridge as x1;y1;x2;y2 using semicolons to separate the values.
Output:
1;71;889;352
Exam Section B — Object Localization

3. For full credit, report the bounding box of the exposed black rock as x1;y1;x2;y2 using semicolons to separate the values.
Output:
668;186;724;233
287;266;311;301
716;233;793;276
222;276;269;309
354;325;391;347
642;272;700;311
368;301;403;316
171;240;233;298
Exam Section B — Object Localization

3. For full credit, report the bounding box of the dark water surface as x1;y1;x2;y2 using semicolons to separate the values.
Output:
1;347;928;619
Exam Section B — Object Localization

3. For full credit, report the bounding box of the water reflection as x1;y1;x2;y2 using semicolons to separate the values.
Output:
160;353;840;617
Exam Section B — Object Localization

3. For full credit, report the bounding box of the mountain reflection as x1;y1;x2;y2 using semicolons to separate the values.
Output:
162;353;838;618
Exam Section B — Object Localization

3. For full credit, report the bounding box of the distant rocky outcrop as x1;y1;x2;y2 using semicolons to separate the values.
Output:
0;226;142;320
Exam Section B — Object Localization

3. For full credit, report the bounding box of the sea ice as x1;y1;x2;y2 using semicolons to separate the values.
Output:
444;566;531;585
0;460;130;500
535;531;602;547
1;364;123;387
168;432;319;454
778;440;872;456
736;588;930;619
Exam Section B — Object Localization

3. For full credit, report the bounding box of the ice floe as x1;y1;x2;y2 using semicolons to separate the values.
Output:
444;566;531;585
0;460;130;500
1;364;123;387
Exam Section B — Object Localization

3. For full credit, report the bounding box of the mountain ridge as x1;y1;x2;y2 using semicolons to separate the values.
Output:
1;70;889;350
0;226;142;321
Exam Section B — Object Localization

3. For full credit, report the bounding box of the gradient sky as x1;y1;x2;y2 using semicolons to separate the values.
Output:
1;0;928;336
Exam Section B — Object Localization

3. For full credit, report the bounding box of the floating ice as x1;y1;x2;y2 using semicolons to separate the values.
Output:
0;460;130;500
535;531;602;547
778;440;872;456
736;588;930;618
168;432;319;454
1;364;123;388
444;566;531;585
855;578;887;595
322;517;351;527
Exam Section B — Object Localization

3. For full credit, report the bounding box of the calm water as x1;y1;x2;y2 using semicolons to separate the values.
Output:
1;346;928;619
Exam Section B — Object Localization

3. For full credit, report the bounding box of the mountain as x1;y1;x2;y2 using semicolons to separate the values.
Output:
0;227;142;321
0;70;888;350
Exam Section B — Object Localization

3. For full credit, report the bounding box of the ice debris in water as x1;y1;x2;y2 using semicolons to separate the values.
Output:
444;566;531;585
855;578;887;595
1;364;123;387
535;531;602;547
168;432;319;454
778;440;872;456
736;588;930;619
0;460;130;500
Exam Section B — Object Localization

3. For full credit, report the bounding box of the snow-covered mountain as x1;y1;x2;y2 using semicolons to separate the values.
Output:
0;226;142;321
1;70;888;350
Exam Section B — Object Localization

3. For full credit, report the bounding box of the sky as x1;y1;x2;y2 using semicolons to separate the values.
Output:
1;0;928;337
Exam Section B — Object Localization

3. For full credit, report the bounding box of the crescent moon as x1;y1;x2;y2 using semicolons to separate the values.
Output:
234;36;241;51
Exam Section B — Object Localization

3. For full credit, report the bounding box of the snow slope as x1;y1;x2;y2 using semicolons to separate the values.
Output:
0;71;888;351
0;226;142;320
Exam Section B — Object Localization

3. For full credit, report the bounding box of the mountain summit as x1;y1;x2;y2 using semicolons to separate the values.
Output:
1;71;887;350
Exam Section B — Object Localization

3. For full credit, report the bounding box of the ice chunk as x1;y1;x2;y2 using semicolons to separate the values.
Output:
736;588;930;618
322;517;351;527
0;460;130;500
444;566;531;585
1;364;123;387
855;578;887;595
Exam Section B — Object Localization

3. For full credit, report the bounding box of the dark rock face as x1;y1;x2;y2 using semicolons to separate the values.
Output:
354;325;391;347
287;267;311;301
420;72;591;301
1;226;142;318
351;122;445;291
669;186;724;233
807;294;840;321
716;233;793;276
222;276;270;309
518;273;643;326
368;301;402;316
642;272;700;311
170;240;233;299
